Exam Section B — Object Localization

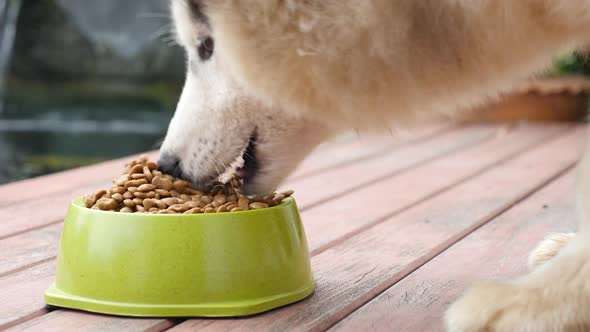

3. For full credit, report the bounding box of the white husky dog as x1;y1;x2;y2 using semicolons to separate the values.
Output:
160;1;590;330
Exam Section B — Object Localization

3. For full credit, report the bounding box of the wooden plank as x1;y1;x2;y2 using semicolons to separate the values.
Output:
169;127;583;332
286;125;495;209
0;152;159;208
0;225;61;277
0;125;483;240
301;125;572;253
288;123;454;180
3;311;176;332
0;261;54;330
0;125;578;331
331;170;576;332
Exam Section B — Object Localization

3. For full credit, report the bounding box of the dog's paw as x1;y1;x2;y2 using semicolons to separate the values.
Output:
527;232;575;270
445;281;521;332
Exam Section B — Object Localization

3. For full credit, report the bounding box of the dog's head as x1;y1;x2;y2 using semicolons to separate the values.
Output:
159;0;332;194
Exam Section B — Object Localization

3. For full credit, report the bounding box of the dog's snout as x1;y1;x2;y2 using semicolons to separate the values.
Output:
157;153;182;178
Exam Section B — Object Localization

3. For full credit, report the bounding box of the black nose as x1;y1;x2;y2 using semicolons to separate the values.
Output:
157;153;182;178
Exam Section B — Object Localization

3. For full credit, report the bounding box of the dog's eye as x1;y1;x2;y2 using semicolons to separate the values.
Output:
198;37;214;61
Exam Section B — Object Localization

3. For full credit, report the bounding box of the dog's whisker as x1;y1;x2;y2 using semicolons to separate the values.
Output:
137;12;171;19
152;137;165;149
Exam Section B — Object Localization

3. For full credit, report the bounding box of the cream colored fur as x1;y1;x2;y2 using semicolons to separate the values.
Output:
163;0;590;330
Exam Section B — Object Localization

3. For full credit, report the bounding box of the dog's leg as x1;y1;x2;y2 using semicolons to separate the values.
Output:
445;132;590;331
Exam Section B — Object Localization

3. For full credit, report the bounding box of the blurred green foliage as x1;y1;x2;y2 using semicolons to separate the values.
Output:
552;51;590;76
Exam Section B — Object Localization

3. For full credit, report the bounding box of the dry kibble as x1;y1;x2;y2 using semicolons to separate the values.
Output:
155;189;170;197
184;201;199;209
137;184;156;192
129;164;144;174
238;197;250;210
130;173;146;180
113;174;130;186
201;195;212;204
185;188;202;195
152;176;173;191
162;197;180;206
84;157;293;213
184;208;202;214
146;161;158;170
125;179;148;188
120;206;134;213
111;193;124;203
144;166;154;182
84;189;107;208
138;154;148;163
96;198;118;210
110;186;126;195
273;194;285;202
155;200;167;209
168;204;188;212
249;202;268;209
173;179;190;192
214;193;227;205
134;191;156;199
143;199;156;210
126;160;137;170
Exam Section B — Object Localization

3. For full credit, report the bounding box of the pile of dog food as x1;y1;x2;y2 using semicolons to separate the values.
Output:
84;155;293;214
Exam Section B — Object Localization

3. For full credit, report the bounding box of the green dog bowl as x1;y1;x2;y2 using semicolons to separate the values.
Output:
44;197;314;317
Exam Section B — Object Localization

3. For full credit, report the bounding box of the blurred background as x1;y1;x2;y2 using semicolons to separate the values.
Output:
0;0;589;185
0;0;184;185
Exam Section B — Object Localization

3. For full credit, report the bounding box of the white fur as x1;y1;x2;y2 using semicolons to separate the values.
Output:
163;1;590;330
528;232;576;269
161;0;332;193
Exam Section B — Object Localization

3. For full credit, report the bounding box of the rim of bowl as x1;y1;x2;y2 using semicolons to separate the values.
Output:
72;196;296;217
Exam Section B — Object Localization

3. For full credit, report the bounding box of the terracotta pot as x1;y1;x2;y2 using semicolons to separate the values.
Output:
461;77;590;123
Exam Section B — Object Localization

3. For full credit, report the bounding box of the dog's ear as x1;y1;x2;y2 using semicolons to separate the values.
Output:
171;0;211;48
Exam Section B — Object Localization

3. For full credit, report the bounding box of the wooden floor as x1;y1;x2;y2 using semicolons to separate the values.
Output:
0;122;585;332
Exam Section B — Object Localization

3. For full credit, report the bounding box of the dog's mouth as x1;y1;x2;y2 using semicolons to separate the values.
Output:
234;133;259;186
